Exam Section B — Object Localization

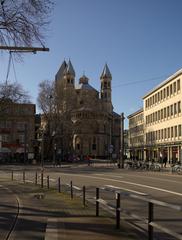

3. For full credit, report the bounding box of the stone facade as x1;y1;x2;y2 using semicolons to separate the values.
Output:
54;60;121;158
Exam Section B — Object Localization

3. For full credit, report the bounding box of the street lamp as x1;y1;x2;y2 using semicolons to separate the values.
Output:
118;112;125;168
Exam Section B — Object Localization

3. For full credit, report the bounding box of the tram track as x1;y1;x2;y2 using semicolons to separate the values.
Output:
0;185;20;240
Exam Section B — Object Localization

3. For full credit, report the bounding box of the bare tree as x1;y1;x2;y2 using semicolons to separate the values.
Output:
0;81;31;103
0;0;53;47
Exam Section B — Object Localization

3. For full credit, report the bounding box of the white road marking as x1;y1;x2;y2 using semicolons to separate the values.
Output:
104;184;147;195
59;173;182;197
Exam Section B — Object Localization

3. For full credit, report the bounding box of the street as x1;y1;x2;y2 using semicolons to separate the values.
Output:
0;163;182;240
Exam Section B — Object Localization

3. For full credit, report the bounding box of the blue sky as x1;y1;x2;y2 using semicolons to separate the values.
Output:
1;0;182;127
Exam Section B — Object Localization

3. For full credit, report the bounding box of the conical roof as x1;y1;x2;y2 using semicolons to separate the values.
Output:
55;60;67;80
64;59;75;77
100;63;112;79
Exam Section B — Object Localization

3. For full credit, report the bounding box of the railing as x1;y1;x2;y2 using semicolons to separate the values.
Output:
9;170;182;240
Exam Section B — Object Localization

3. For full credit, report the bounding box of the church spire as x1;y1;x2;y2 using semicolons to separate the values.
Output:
64;59;75;77
100;63;112;79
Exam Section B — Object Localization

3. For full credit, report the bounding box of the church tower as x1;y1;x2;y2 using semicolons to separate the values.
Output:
63;59;75;89
100;64;113;113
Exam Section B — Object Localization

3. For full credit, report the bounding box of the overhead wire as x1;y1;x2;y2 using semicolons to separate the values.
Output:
112;74;169;88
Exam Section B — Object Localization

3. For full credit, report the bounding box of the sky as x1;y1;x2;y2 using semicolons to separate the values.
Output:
1;0;182;127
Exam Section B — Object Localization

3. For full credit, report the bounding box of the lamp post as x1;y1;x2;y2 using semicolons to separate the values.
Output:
41;131;45;170
118;112;125;168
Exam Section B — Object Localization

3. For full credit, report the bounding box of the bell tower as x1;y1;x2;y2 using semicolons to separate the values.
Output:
100;64;113;113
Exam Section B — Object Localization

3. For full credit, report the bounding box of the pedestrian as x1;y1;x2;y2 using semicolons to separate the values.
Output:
163;156;167;168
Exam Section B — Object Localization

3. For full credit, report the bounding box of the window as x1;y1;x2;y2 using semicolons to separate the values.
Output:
163;88;166;99
175;126;178;137
164;108;166;118
164;129;167;139
76;144;80;150
158;92;160;102
158;110;160;120
170;84;173;95
167;86;169;97
174;103;177;115
177;79;180;91
179;125;181;137
178;101;181;113
161;129;164;140
161;90;163;100
168;127;170;138
167;106;170;117
171;127;174;138
2;134;9;142
161;109;163;119
170;105;173;116
174;81;176;93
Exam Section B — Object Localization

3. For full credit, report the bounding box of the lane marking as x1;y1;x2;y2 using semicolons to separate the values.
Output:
96;173;182;185
59;173;182;197
104;184;147;195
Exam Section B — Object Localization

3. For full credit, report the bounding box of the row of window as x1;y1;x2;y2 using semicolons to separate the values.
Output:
146;101;181;125
145;79;181;109
1;134;25;143
0;121;29;130
146;125;182;143
129;113;144;126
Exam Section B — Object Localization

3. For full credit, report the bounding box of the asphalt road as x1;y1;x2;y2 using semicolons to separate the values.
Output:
0;164;182;240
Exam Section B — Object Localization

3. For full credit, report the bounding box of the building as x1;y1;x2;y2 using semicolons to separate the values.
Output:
0;101;36;163
53;59;121;159
143;69;182;163
128;68;182;164
127;108;144;160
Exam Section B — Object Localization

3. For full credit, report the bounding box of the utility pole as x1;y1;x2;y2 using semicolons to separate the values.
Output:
118;112;125;168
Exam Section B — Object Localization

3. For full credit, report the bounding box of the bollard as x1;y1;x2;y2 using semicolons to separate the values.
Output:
23;171;25;183
47;175;49;189
116;192;120;229
96;187;99;217
83;186;86;206
148;202;154;240
35;172;37;185
41;172;44;188
70;181;73;199
58;177;61;193
11;170;14;181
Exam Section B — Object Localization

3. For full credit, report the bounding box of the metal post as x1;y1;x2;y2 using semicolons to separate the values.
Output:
119;112;125;169
83;186;86;206
47;175;49;189
96;187;99;217
70;181;73;199
58;177;61;193
116;192;120;229
24;124;27;165
148;202;154;240
41;133;44;170
23;171;25;183
41;172;44;188
11;170;14;181
35;172;37;185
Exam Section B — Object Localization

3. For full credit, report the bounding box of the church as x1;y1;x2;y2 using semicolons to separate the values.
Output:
54;59;121;159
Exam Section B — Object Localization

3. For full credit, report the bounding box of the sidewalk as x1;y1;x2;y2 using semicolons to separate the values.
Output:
43;190;141;240
1;181;142;240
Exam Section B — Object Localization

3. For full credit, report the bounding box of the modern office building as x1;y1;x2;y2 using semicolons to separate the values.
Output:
128;68;182;164
143;69;182;163
128;108;144;160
